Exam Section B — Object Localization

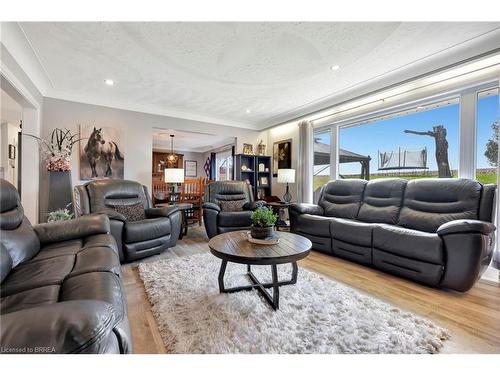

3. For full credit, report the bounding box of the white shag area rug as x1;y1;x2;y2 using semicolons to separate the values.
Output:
138;253;449;354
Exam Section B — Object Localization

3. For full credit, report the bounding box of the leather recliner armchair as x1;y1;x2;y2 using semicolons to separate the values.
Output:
0;179;132;354
202;181;264;239
290;178;496;292
74;179;182;263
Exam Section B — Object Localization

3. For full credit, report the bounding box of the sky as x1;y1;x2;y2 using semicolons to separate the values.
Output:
315;93;499;175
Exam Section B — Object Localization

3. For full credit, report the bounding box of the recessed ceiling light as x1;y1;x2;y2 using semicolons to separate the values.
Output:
330;65;340;71
246;109;251;114
417;106;424;109
104;79;114;86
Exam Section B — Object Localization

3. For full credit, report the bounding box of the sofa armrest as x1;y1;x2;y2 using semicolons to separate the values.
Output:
0;300;115;354
437;219;496;236
145;206;179;219
289;203;324;216
34;214;110;245
243;200;266;211
202;202;221;212
95;208;127;222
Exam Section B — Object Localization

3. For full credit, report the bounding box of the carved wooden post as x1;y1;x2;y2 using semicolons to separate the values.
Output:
404;125;452;178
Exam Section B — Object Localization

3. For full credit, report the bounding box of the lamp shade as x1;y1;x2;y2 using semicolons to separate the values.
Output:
164;168;184;183
277;168;295;183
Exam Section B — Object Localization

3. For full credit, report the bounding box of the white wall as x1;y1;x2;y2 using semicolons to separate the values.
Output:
267;122;300;201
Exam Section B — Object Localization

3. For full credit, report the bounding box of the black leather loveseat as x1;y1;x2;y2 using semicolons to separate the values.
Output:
290;178;496;292
74;179;182;262
0;179;132;353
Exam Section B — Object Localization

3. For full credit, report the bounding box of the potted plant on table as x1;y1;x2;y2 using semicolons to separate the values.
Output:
250;206;277;239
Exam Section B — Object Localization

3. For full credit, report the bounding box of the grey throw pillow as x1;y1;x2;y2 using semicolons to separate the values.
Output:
110;203;146;222
218;199;246;212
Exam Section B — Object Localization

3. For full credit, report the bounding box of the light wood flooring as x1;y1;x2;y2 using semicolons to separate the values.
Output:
121;226;500;354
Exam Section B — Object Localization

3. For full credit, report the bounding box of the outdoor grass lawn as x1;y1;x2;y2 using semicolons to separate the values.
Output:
313;169;497;191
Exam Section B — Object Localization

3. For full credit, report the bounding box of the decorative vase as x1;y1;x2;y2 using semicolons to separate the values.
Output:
47;171;73;218
250;224;274;239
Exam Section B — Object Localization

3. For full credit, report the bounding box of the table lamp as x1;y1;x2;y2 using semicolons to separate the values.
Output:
164;168;184;196
277;168;295;204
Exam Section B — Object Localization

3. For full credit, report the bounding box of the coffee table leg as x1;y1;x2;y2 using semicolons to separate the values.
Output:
271;264;279;310
218;259;227;293
291;262;298;284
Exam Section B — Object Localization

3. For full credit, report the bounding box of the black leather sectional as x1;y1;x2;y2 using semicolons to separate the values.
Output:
290;178;496;292
0;179;132;353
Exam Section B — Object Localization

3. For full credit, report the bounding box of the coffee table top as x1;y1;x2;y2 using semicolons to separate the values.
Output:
208;230;312;265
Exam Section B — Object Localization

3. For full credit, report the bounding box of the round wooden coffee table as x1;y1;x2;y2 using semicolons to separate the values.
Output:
208;230;312;310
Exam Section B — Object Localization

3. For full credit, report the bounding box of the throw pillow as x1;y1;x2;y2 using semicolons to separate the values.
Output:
218;199;246;212
110;203;146;222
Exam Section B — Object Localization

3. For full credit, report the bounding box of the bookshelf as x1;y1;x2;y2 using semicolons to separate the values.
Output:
234;154;272;200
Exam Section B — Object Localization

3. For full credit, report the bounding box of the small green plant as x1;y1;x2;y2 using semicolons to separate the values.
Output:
47;209;73;222
251;206;277;227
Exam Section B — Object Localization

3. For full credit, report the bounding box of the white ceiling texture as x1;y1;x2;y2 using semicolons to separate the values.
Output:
152;128;235;153
20;22;500;130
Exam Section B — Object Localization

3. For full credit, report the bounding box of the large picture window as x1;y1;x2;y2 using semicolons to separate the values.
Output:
339;99;460;180
476;88;500;184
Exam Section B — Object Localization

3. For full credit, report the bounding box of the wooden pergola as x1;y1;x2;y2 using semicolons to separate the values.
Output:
314;141;372;180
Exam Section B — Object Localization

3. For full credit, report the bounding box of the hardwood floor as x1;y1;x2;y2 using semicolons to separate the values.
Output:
121;226;500;354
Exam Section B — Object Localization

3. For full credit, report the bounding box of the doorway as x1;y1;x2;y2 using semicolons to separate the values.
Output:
0;87;23;191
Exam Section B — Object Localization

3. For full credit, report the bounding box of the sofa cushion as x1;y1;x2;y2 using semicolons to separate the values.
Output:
398;178;481;233
330;218;374;247
1;243;13;283
70;246;121;277
123;217;171;243
218;211;253;227
0;285;60;314
295;214;333;237
318;179;367;219
373;224;444;264
358;178;407;224
1;255;75;297
61;271;126;324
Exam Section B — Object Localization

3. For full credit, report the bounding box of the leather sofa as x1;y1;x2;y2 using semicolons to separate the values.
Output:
74;179;182;262
202;181;264;239
0;179;132;353
290;178;496;292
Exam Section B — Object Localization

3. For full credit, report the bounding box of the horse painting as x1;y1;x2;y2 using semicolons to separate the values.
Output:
83;127;124;178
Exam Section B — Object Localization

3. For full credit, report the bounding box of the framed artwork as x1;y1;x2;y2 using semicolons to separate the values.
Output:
80;125;124;180
259;176;269;186
185;160;197;177
8;145;16;160
242;143;254;155
273;139;292;177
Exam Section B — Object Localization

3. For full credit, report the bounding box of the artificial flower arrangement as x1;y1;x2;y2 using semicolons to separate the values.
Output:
25;128;82;172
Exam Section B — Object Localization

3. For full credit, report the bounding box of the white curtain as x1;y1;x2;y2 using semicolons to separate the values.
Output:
298;120;314;204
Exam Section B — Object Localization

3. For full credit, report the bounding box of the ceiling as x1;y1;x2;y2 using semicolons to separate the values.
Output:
152;128;235;153
19;22;500;129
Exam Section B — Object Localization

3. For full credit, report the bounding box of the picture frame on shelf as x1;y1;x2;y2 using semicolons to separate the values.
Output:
242;143;254;155
259;176;269;187
185;160;197;177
